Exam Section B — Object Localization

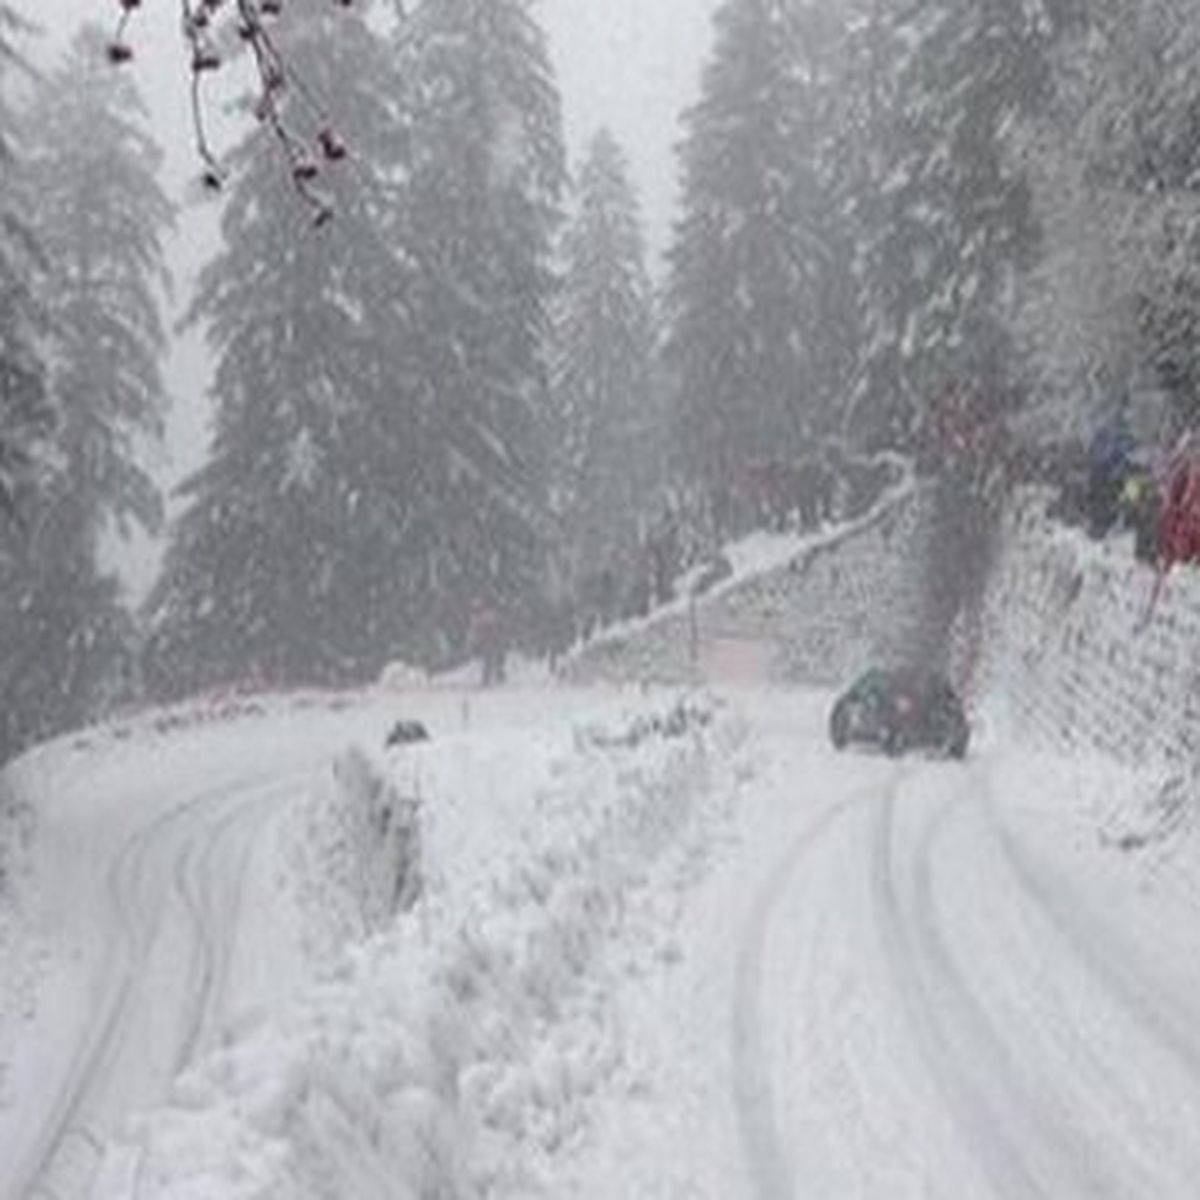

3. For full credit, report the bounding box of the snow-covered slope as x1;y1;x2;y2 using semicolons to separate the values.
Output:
0;771;37;1124
979;493;1200;779
565;481;930;687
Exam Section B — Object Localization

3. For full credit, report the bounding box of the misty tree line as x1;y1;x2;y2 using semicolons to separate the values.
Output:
0;12;170;758
1;0;1199;756
668;0;1200;642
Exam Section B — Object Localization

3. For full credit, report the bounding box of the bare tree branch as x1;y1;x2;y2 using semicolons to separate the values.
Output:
110;0;353;224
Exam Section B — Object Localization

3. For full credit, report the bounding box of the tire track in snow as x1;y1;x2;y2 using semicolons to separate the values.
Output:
22;790;196;1200
19;771;307;1200
906;790;1135;1199
870;776;1055;1200
926;785;1199;1196
731;790;865;1200
986;784;1200;1088
173;787;283;1071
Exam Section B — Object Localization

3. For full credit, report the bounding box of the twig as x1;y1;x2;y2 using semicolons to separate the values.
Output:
110;0;352;225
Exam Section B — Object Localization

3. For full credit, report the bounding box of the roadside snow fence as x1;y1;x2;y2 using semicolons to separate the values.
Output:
96;690;750;1199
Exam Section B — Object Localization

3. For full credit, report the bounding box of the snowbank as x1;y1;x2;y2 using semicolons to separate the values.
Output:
285;745;422;968
979;494;1200;775
564;480;931;687
0;773;37;1111
97;691;749;1199
975;492;1200;873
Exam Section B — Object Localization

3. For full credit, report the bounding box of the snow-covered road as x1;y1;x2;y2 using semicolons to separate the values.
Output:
4;686;1200;1198
0;698;406;1199
27;770;320;1200
557;694;1200;1199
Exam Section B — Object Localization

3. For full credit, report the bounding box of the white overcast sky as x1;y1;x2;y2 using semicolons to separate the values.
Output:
20;0;719;590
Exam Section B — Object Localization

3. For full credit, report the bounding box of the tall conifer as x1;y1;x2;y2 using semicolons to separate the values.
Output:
665;0;853;530
394;0;566;653
550;129;658;582
147;0;408;694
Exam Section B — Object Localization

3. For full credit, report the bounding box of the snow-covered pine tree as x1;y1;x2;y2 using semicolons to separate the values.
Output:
786;0;866;440
997;0;1200;444
0;3;48;518
24;24;173;552
0;25;177;756
854;1;1083;664
1089;1;1200;437
146;0;415;697
854;0;1078;450
832;0;912;449
549;128;659;591
0;10;69;762
665;0;853;534
393;0;566;658
0;505;136;761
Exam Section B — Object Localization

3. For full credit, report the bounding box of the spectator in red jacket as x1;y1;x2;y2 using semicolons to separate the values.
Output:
1158;430;1200;571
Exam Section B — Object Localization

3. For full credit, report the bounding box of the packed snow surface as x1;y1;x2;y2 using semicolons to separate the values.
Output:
2;682;1199;1198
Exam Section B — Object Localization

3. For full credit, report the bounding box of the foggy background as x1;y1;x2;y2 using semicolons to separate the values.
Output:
24;0;718;593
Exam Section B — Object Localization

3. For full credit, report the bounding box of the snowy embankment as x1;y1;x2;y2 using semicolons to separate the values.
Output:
91;690;751;1198
969;494;1200;1073
978;491;1200;845
0;772;37;1112
565;477;930;686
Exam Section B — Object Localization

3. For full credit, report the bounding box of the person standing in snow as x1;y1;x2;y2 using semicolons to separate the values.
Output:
470;602;506;686
1085;408;1136;539
1157;428;1200;569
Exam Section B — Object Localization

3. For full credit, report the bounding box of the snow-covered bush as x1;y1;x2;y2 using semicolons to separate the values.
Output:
287;745;422;965
100;693;750;1199
575;696;713;750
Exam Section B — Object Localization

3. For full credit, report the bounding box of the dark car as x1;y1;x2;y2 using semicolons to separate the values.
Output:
386;719;430;748
829;667;969;759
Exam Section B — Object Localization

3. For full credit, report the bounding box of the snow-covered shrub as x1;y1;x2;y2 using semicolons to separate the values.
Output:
288;745;422;964
575;696;714;750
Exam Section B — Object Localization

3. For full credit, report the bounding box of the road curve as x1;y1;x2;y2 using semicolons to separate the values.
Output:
733;752;1200;1200
12;770;311;1200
